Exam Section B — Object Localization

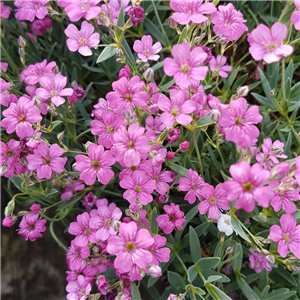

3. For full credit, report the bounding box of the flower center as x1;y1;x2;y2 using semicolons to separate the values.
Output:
92;160;100;170
130;166;137;171
266;42;277;52
51;90;59;97
5;150;13;157
134;186;141;193
128;140;135;148
283;234;290;243
243;182;254;192
80;0;90;12
235;117;243;126
19;114;26;122
29;224;35;230
78;38;87;47
143;50;150;56
126;242;136;252
209;197;217;204
180;63;190;74
44;157;51;165
105;219;112;227
169;214;175;221
125;93;133;102
84;228;90;236
171;107;179;117
107;125;114;133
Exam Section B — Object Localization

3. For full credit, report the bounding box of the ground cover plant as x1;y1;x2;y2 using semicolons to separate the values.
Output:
1;0;300;299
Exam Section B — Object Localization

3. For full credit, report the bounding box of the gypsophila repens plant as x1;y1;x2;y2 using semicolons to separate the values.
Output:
1;0;300;299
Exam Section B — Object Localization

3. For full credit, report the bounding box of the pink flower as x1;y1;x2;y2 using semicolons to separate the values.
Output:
112;124;150;168
1;62;8;72
291;0;300;31
269;214;300;259
61;177;85;201
66;275;92;300
218;97;263;148
68;85;85;104
1;97;42;139
21;59;56;85
82;192;97;212
248;22;293;64
31;17;52;35
164;42;208;88
18;213;47;242
0;78;18;107
106;221;154;276
66;241;90;270
148;165;173;195
89;203;122;241
149;234;171;265
120;170;156;205
68;212;97;247
198;183;230;220
2;216;16;228
156;203;186;234
158;89;196;127
211;3;248;41
100;0;131;26
64;21;100;56
36;73;73;107
15;0;49;22
178;169;207;204
133;35;162;62
223;161;274;212
269;179;300;214
169;0;216;25
27;142;66;180
295;156;300;186
119;65;131;79
209;55;232;78
1;2;12;18
75;143;116;186
64;0;101;22
249;248;272;273
128;5;144;26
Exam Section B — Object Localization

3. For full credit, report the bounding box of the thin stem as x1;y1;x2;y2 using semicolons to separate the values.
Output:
49;221;68;252
173;251;188;274
192;131;203;177
100;189;123;198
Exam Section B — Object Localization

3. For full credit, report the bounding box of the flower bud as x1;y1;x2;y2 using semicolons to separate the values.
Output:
209;109;221;121
269;89;275;97
266;255;275;264
2;216;16;228
52;65;60;74
156;194;168;203
0;165;8;176
179;141;190;152
154;155;164;165
30;203;41;212
270;162;290;181
225;246;235;254
128;6;145;26
129;203;139;213
92;245;100;254
98;11;111;27
18;47;25;57
194;33;206;44
143;67;154;81
148;265;162;278
83;141;92;151
18;35;26;47
116;48;124;57
57;131;64;142
237;86;249;97
168;16;177;29
166;152;175;160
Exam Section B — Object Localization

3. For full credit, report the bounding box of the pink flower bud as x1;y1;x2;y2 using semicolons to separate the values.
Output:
128;6;144;26
30;203;41;212
148;265;162;278
2;216;16;227
270;162;290;181
180;141;190;151
119;65;131;79
166;152;175;160
154;155;164;165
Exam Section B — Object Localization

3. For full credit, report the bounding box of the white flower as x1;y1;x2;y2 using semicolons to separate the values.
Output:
217;214;235;236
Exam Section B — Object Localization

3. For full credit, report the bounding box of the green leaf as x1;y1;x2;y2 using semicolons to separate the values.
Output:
168;271;185;291
232;243;243;272
195;257;220;271
206;275;223;283
169;163;188;177
251;93;276;110
283;131;292;157
224;67;240;90
258;68;273;102
265;288;297;300
50;120;62;131
290;81;300;101
180;222;209;249
189;226;201;264
187;265;197;283
232;73;248;91
196;115;212;128
96;46;117;64
152;61;163;71
130;282;141;300
285;59;294;82
231;217;251;243
269;63;279;89
206;282;232;300
117;6;124;27
122;37;136;70
57;191;87;210
151;207;158;234
144;18;166;46
285;78;291;100
10;175;25;192
235;271;261;300
161;79;175;92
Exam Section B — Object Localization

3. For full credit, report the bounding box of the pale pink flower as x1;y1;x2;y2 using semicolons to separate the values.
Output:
209;55;232;78
36;73;73;106
223;161;274;212
100;0;131;26
112;124;150;168
269;214;300;259
64;21;100;56
75;143;116;186
133;35;162;62
15;0;49;22
149;234;171;265
164;42;208;88
27;142;66;180
106;221;154;275
120;170;156;205
169;0;216;25
1;97;42;139
66;241;90;270
66;275;92;300
156;203;186;235
249;248;272;273
248;22;293;64
89;203;122;241
148;165;173;195
295;156;300;186
66;264;97;285
178;169;207;204
0;78;18;107
218;97;263;148
158;89;196;127
198;183;230;220
1;62;8;72
18;213;47;242
291;0;300;31
261;138;287;163
1;2;12;18
64;0;101;22
211;3;248;41
20;59;56;85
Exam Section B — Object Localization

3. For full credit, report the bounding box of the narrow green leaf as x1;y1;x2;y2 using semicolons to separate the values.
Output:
232;244;243;272
144;18;166;46
206;282;232;300
151;207;158;234
285;78;291;100
231;217;251;243
96;46;117;64
206;275;223;283
122;37;136;70
235;271;261;300
265;288;297;300
169;163;188;177
285;59;294;82
251;93;276;110
117;6;124;27
161;79;175;92
196;257;220;271
258;68;273;101
168;271;185;291
130;282;142;300
232;73;248;91
152;61;163;71
283;132;292;157
269;62;279;89
224;67;240;90
189;226;201;264
187;265;197;283
10;175;25;192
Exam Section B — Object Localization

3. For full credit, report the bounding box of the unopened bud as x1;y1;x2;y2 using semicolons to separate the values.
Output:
116;48;124;57
57;131;64;142
261;249;269;256
17;211;28;217
198;20;208;29
18;35;26;47
266;255;275;264
168;16;177;29
92;245;100;254
83;141;92;151
154;155;164;165
129;203;139;213
52;65;60;74
2;216;17;228
143;67;154;81
33;95;42;106
269;89;275;97
98;11;110;27
166;152;175;160
139;268;146;278
156;194;168;203
237;86;249;97
225;246;235;254
71;81;78;88
287;264;299;273
288;256;298;263
18;47;25;57
112;220;121;232
194;33;206;44
109;28;115;38
179;141;190;152
148;265;162;278
210;109;221;121
0;165;8;176
140;63;150;71
270;162;290;181
262;238;272;244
